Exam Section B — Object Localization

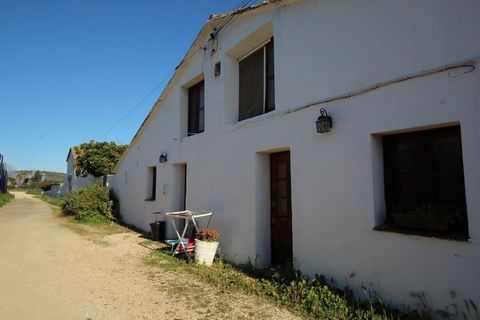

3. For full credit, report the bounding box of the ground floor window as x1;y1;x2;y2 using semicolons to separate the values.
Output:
381;125;468;239
146;166;156;201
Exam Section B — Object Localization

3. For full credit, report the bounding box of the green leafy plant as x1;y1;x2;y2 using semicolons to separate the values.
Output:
146;249;419;320
74;141;127;178
62;183;113;222
0;192;14;208
196;229;220;242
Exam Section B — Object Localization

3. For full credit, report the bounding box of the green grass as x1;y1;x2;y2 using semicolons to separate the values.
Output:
25;188;42;196
0;192;14;208
34;194;65;207
58;214;130;246
144;249;424;320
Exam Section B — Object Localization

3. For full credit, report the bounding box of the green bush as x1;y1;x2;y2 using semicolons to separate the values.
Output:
0;192;14;208
63;184;113;222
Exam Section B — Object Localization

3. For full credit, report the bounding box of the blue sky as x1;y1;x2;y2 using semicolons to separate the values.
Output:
0;0;247;172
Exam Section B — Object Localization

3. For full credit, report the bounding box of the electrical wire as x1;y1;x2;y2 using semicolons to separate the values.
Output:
103;1;259;141
214;0;252;33
215;0;256;38
232;58;479;130
179;0;255;76
100;73;172;139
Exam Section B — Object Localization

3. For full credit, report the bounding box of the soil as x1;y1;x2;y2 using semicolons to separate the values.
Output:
0;192;301;320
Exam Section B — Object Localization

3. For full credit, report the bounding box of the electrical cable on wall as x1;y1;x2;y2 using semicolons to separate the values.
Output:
112;1;263;142
233;58;479;130
180;0;257;71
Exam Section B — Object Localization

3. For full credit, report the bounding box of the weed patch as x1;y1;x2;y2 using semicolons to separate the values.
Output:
0;192;14;208
25;189;42;196
34;195;65;207
62;219;129;246
144;250;422;320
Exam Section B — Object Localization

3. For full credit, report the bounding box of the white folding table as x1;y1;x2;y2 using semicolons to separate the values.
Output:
164;210;214;261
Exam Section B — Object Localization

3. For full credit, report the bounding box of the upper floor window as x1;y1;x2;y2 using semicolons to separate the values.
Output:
382;125;468;239
238;38;274;121
188;80;205;135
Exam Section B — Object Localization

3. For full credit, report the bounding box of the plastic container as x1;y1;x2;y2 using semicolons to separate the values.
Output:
150;221;166;241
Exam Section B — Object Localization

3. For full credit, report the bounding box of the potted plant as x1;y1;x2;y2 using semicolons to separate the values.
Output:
195;229;220;266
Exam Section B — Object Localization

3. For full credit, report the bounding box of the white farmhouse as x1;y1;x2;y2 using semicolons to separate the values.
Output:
60;146;98;195
111;0;480;311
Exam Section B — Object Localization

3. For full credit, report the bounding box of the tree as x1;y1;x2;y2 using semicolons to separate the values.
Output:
15;170;32;187
8;177;16;187
74;141;128;178
31;170;42;183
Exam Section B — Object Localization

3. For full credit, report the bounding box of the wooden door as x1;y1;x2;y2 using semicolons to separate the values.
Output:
270;151;293;266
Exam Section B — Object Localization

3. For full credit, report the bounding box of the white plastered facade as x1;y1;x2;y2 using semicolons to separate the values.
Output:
112;0;480;311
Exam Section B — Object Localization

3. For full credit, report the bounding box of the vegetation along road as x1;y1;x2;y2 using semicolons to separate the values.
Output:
0;192;299;320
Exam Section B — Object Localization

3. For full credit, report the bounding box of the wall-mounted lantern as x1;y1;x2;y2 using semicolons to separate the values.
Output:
159;152;168;163
316;108;333;133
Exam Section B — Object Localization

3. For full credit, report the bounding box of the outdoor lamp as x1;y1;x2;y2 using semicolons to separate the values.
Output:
316;108;332;133
159;152;168;163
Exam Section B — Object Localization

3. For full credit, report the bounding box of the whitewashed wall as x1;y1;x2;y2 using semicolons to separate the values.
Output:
112;0;480;311
43;184;62;198
59;152;100;196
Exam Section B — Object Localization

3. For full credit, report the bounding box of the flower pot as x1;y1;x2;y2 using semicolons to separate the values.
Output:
194;239;219;266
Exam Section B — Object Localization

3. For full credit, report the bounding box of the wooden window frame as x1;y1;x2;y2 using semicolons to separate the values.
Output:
377;125;469;240
238;38;275;121
187;80;205;136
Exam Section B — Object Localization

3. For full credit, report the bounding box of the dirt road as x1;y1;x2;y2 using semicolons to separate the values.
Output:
0;193;300;320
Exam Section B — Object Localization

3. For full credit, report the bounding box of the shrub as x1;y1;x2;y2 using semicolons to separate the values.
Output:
63;184;113;222
196;229;220;242
0;192;14;208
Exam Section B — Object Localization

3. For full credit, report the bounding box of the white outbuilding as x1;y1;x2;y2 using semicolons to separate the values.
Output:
59;146;98;196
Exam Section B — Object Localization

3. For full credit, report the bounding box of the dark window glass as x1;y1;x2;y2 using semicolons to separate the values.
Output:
188;80;205;135
147;166;156;201
383;126;468;237
239;48;264;121
152;166;156;200
239;38;275;121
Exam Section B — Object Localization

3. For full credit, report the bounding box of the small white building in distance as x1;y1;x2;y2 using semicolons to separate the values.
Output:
60;146;97;196
111;0;480;312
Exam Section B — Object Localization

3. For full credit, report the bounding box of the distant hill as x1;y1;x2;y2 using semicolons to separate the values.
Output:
42;171;66;182
12;170;66;183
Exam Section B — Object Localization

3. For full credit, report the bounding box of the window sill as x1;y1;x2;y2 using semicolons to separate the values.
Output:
236;110;275;126
373;223;469;242
187;132;204;137
182;131;204;142
145;198;156;202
